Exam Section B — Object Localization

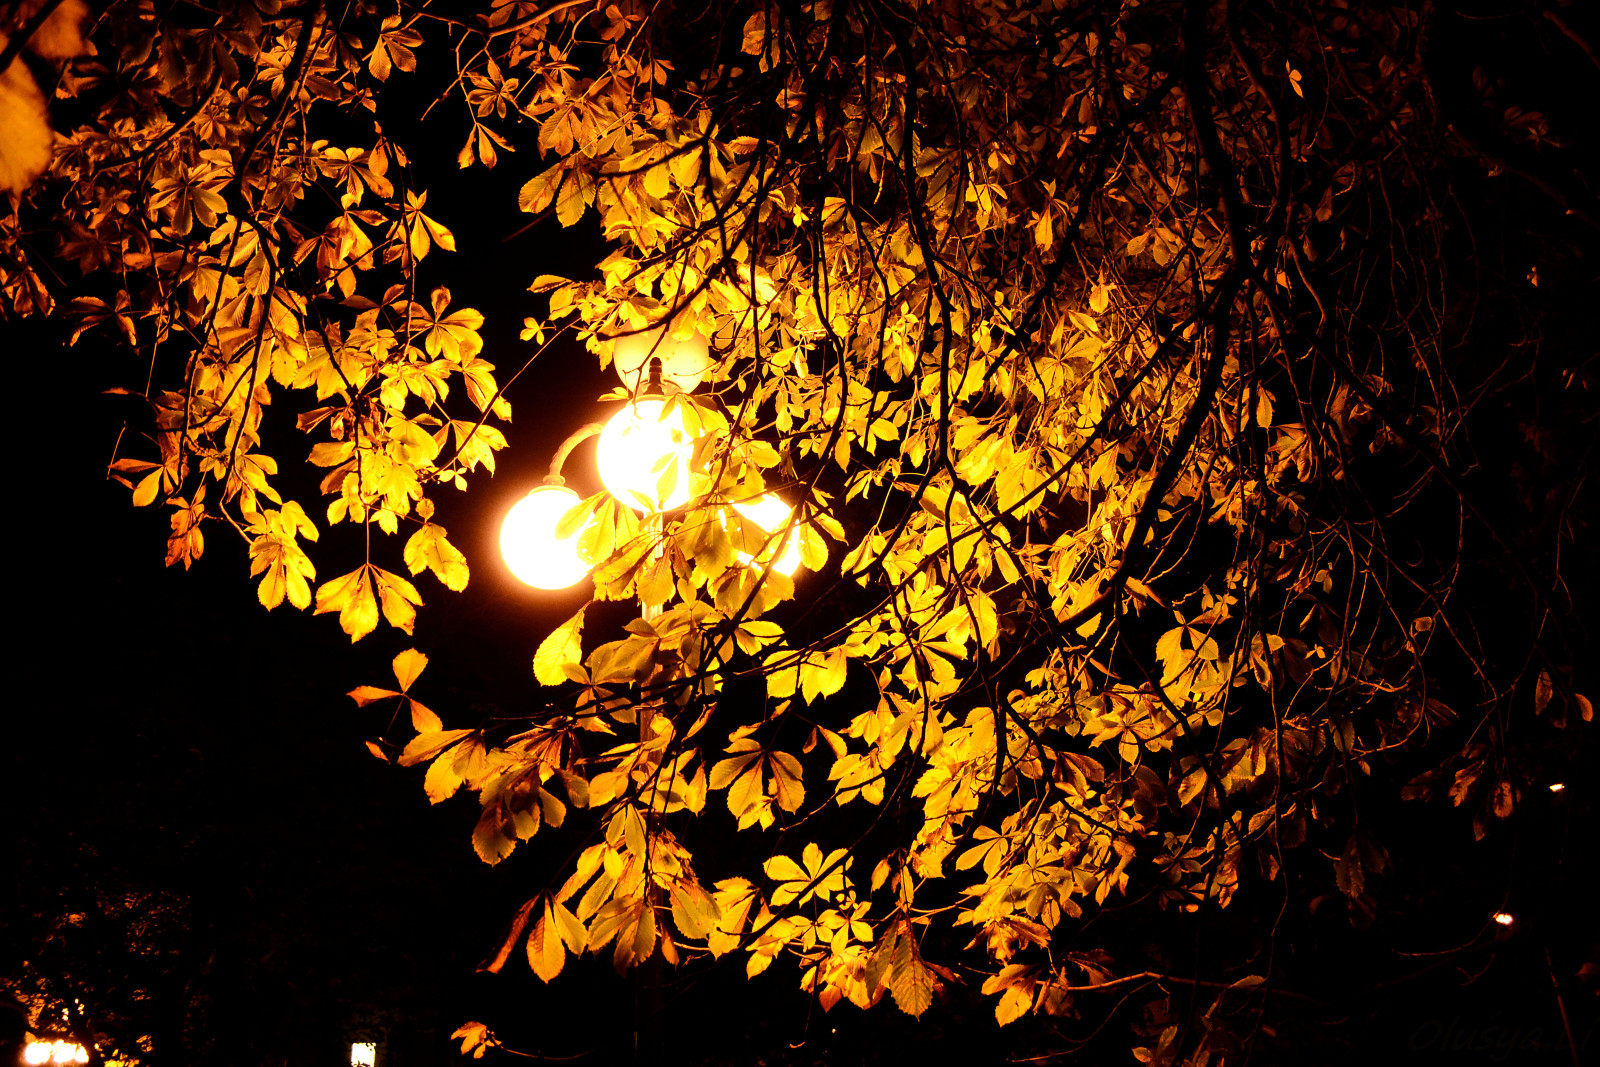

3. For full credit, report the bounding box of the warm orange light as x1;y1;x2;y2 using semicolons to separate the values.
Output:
1492;912;1514;927
730;495;802;576
500;485;590;589
1549;782;1565;793
24;1042;88;1066
597;398;695;512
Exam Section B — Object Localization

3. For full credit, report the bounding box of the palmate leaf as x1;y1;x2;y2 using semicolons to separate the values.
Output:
373;567;423;634
314;564;424;640
314;566;379;640
398;729;471;768
404;523;469;590
588;896;655;973
798;646;849;703
423;750;463;804
669;881;720;940
764;843;847;908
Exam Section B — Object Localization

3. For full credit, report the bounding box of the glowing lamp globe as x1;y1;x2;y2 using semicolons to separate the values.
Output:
612;323;713;393
23;1043;88;1066
732;494;803;577
500;485;589;589
598;398;695;512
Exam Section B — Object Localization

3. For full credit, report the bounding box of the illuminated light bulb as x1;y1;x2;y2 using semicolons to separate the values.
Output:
500;485;590;589
597;398;695;512
1492;912;1514;927
731;495;802;577
24;1044;49;1066
613;323;713;393
351;1042;377;1067
1549;782;1565;793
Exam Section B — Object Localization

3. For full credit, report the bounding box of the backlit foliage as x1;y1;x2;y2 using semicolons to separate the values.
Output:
6;0;1592;1062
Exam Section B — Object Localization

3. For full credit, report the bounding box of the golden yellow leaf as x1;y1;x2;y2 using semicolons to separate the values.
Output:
392;647;428;690
527;902;566;983
799;646;848;703
399;728;471;767
0;48;53;195
347;685;399;707
473;807;515;864
534;608;586;686
669;881;719;940
423;750;463;803
373;567;423;634
404;523;470;590
315;566;380;641
888;926;935;1017
409;698;441;732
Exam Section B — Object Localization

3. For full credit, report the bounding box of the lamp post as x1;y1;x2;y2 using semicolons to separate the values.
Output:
496;324;804;1064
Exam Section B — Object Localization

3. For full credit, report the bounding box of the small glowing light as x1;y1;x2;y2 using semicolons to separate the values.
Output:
730;495;802;576
597;398;695;513
500;485;590;589
1549;782;1565;793
612;323;712;393
1492;912;1514;927
24;1042;88;1066
351;1041;377;1067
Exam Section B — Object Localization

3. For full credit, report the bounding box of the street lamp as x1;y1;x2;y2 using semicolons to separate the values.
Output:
500;320;805;590
498;396;697;590
495;319;806;1066
22;1042;88;1066
501;339;701;587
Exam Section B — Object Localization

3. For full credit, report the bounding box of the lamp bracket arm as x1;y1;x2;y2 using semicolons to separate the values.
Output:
545;421;606;485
